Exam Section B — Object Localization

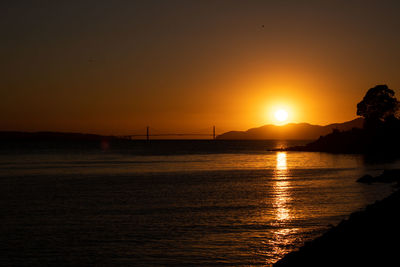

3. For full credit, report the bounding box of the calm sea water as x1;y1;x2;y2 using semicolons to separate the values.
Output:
0;140;398;266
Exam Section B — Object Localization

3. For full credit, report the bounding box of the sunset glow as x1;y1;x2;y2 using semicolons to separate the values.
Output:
1;1;400;134
2;2;400;266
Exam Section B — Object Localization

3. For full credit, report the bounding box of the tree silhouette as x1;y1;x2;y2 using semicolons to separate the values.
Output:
356;85;399;124
294;84;400;154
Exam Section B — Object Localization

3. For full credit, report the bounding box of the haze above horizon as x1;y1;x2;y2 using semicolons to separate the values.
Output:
1;1;400;135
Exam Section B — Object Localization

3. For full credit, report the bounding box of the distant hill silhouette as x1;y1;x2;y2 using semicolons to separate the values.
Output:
284;85;400;154
286;117;400;154
0;131;113;142
0;131;119;150
216;118;364;140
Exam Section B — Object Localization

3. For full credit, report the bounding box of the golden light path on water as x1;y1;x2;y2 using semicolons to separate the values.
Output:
268;152;299;263
275;152;289;221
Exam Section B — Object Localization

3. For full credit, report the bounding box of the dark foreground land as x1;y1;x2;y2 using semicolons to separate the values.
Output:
274;187;400;266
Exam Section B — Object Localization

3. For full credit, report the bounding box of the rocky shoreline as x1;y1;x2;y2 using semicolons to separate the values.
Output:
273;174;400;266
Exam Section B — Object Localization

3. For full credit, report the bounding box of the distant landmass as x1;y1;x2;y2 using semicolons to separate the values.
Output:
0;131;120;150
216;118;364;140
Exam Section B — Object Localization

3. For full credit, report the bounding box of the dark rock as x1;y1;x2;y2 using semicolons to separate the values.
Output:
357;174;374;184
377;169;400;183
357;170;400;184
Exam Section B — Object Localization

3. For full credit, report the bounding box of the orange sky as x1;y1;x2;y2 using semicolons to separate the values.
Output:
1;1;400;135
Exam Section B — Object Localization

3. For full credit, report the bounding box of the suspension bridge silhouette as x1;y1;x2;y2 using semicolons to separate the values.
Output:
120;126;217;140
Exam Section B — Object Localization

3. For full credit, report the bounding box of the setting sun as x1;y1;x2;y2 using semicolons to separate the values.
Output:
275;109;289;122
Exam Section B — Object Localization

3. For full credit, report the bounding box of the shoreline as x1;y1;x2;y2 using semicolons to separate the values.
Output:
274;186;400;266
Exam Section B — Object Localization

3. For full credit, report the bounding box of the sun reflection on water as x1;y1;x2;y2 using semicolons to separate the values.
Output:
268;152;299;263
276;152;288;171
274;152;290;221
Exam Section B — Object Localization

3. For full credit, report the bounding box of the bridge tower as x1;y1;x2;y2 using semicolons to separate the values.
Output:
213;126;216;140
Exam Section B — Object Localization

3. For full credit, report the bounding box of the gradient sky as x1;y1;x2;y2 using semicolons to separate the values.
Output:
1;0;400;135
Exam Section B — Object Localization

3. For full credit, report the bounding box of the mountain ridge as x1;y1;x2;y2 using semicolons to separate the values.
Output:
216;118;364;140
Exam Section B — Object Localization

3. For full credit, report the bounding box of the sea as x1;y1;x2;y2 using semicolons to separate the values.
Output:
0;140;398;266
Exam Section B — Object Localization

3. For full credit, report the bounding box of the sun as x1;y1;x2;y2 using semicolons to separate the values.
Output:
275;109;288;122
